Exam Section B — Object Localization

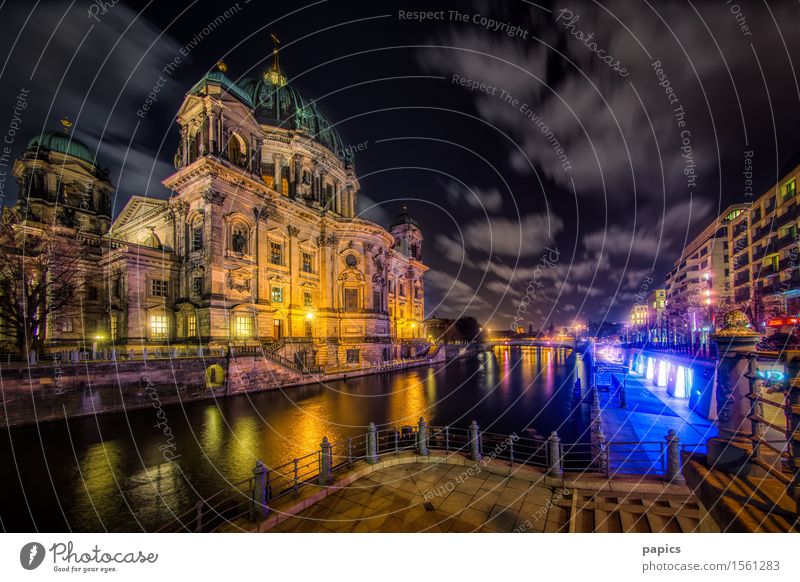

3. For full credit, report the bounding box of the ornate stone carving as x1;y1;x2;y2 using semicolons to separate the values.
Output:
201;188;226;206
226;269;252;294
362;242;373;254
325;233;338;247
287;225;300;237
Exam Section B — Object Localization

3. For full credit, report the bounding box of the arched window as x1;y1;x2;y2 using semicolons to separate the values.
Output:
227;132;248;168
230;222;250;254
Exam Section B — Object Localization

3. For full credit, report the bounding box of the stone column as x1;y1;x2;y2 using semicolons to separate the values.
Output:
367;422;378;464
469;420;481;461
319;436;333;485
273;154;282;194
663;429;685;483
707;310;761;469
417;417;429;456
547;431;563;478
250;460;269;521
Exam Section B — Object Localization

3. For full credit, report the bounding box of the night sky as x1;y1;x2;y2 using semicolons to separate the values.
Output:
0;0;798;330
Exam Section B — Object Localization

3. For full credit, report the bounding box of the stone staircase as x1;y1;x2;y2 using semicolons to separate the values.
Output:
549;489;706;533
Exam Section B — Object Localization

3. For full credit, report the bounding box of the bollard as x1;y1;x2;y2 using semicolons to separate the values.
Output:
663;429;685;483
546;431;563;478
319;436;333;485
417;417;429;456
250;460;269;521
591;388;601;420
366;422;378;464
619;380;627;408
469;420;482;461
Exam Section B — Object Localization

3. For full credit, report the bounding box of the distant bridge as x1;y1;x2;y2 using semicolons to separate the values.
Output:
485;338;589;351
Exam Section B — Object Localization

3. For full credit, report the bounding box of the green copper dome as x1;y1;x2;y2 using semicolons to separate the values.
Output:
189;69;255;109
238;76;346;156
27;131;96;165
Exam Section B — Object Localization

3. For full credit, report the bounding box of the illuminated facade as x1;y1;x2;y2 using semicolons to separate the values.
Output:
11;54;428;367
663;204;746;344
728;156;800;328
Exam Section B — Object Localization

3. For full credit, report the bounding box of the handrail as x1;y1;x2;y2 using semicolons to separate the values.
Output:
156;422;702;533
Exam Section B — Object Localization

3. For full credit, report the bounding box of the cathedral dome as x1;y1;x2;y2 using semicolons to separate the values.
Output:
27;129;96;166
239;76;346;156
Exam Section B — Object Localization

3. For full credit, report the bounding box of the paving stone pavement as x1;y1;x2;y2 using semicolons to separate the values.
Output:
268;461;559;533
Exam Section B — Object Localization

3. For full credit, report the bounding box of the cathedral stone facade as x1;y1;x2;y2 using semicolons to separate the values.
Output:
11;55;427;370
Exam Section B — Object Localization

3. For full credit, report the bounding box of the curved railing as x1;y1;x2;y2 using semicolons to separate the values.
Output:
156;420;695;533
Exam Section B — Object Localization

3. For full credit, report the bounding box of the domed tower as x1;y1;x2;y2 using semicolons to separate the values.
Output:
390;206;423;261
12;118;113;235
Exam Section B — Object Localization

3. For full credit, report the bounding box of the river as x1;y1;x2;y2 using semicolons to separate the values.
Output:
0;346;589;532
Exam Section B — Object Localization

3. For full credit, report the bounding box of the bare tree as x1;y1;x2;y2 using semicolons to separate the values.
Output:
0;208;87;354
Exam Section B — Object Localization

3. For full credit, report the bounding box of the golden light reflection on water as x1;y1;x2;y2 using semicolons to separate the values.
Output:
75;440;122;522
387;371;430;426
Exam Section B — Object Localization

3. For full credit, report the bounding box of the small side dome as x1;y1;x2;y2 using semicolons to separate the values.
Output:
189;66;254;109
390;205;420;229
26;129;96;166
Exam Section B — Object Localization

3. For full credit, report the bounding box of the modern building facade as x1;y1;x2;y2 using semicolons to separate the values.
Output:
8;56;428;368
728;155;800;331
662;204;747;346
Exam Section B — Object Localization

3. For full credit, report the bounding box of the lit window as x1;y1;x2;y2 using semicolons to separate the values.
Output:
150;315;168;339
304;291;313;307
187;315;197;337
346;349;359;364
234;315;252;338
270;242;283;265
302;252;313;273
151;279;168;297
271;286;283;303
110;314;118;340
785;179;797;199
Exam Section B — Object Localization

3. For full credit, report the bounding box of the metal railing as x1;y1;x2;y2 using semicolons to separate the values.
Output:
744;353;800;504
156;419;694;533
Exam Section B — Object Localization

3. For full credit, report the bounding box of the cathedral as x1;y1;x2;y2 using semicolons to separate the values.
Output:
10;49;428;370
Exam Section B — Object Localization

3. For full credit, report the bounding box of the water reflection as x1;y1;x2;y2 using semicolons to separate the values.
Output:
0;346;586;532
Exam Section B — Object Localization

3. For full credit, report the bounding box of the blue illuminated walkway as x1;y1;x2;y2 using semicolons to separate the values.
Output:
593;371;717;474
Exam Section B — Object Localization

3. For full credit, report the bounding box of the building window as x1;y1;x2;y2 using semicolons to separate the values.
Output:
150;315;168;339
263;163;275;188
301;252;313;273
187;314;197;337
373;290;382;311
785;178;797;200
344;253;358;268
151;279;168;297
87;286;98;301
399;281;406;297
271;286;283;304
111;277;121;298
234;315;252;338
270;241;283;265
346;349;359;364
192;226;203;251
304;291;313;307
60;318;73;333
110;314;118;340
344;288;358;311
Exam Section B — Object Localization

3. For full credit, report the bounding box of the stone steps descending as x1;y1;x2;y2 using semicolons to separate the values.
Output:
553;489;703;533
